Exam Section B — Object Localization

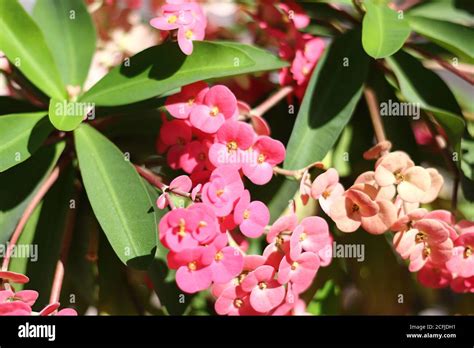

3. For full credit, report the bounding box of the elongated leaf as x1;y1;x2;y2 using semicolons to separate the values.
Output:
407;0;474;26
0;141;65;244
386;50;465;157
33;0;96;87
408;16;474;61
362;1;411;59
74;124;157;269
80;41;287;106
0;0;66;99
284;30;369;170
9;166;75;309
0;112;52;172
48;98;87;131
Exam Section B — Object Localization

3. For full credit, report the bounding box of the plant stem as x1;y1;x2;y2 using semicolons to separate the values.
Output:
273;161;325;179
407;44;474;85
49;184;79;304
251;86;293;117
1;159;69;271
364;87;387;143
134;164;195;199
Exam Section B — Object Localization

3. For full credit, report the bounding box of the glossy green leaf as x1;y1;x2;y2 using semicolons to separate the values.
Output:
407;0;474;26
0;112;52;172
9;166;75;309
80;41;287;106
284;30;369;170
33;0;96;87
386;50;465;157
0;142;65;244
48;98;88;131
408;16;474;61
362;1;411;59
74;124;157;269
0;0;66;99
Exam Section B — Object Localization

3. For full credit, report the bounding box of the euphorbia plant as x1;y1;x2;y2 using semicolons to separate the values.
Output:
0;0;473;316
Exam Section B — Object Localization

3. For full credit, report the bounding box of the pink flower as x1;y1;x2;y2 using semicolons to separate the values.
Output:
180;140;213;174
241;265;285;313
374;151;432;203
242;136;285;185
159;119;192;169
393;219;453;272
289;217;332;266
446;232;474;278
39;303;77;316
233;190;270;238
188;203;219;244
330;184;396;235
165;81;208;119
208;234;244;284
190;85;237;133
311;168;344;215
0;289;37;315
451;276;474;293
266;213;298;244
214;285;258;316
201;166;244;216
173;247;213;293
417;262;452;289
159;208;199;252
0;271;29;284
156;175;192;209
363;140;392;160
278;251;320;294
208;120;255;168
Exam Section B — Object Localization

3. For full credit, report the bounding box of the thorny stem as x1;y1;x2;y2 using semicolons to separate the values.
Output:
364;86;387;144
273;161;325;180
1;158;70;272
407;44;474;85
424;114;460;211
134;164;196;199
49;184;79;305
251;86;293;117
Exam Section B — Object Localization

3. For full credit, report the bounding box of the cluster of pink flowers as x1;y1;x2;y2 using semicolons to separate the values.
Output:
300;141;473;294
0;271;77;316
253;1;325;99
150;0;207;55
157;81;286;186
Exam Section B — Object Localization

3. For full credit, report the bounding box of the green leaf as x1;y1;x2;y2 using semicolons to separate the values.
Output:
408;16;474;61
284;30;369;170
48;98;88;131
0;142;65;244
386;50;465;157
0;0;66;99
74;124;157;269
33;0;96;87
362;1;411;59
407;0;474;26
80;41;287;106
9;165;75;309
307;280;341;315
0;112;52;172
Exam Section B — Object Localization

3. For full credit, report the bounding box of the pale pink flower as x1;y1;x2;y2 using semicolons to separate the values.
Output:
278;251;320;294
311;168;345;215
446;232;474;278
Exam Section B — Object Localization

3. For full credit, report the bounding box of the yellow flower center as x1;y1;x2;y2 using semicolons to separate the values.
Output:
423;246;431;258
215;251;224;261
352;204;359;213
291;262;299;270
299;232;307;241
185;29;194;40
178;218;186;237
187;98;195;106
210;106;219;116
395;171;405;184
322;190;330;199
243;209;250;220
187;261;197;271
258;281;267;290
257;153;266;164
216;189;224;197
464;246;472;259
415;232;427;244
233;298;243;308
198;221;207;228
167;15;178;24
227;141;238;152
